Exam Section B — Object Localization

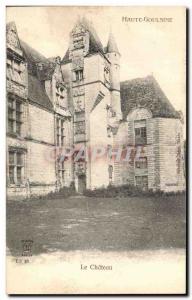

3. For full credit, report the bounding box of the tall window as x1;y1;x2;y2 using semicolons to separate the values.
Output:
135;157;147;169
74;70;83;81
135;126;147;145
8;96;22;135
56;118;60;146
61;120;65;146
8;150;24;184
58;160;65;182
56;117;65;146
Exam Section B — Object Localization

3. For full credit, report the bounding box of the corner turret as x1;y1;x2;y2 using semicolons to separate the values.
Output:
106;32;122;119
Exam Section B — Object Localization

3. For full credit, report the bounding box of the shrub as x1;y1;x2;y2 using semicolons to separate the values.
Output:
46;185;77;199
83;184;186;198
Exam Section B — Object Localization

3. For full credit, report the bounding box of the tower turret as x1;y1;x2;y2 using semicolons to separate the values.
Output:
106;32;122;119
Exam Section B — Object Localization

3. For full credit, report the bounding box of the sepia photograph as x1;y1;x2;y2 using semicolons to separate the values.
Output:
6;6;187;294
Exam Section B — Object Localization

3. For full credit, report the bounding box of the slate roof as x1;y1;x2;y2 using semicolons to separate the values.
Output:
106;32;119;54
62;48;70;63
28;74;53;110
120;75;180;119
9;23;179;117
83;17;104;55
62;17;104;63
20;40;56;80
18;40;54;110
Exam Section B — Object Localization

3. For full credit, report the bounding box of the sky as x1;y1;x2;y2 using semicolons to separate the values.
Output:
6;6;186;125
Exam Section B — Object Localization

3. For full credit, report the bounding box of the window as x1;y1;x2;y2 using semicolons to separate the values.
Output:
8;96;23;135
8;150;24;184
104;66;110;84
74;97;84;112
56;117;65;146
74;121;85;135
61;120;65;146
111;111;116;117
135;126;147;145
74;70;83;81
107;145;112;160
107;126;112;138
73;36;84;49
141;127;146;138
7;58;25;84
56;118;60;146
58;160;65;182
135;157;147;169
135;176;148;189
108;165;113;179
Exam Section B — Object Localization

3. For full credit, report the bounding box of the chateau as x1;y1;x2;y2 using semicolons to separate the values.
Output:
6;18;185;199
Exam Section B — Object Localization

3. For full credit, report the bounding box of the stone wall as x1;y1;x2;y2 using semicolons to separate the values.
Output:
157;118;185;192
28;104;54;144
114;111;185;192
89;96;111;189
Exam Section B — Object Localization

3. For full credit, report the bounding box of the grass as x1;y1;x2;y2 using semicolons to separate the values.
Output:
6;193;186;257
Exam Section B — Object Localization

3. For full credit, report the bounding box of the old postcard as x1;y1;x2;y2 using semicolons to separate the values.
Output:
6;6;187;294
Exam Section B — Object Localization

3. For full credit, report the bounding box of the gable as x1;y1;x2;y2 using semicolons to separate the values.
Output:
6;22;23;56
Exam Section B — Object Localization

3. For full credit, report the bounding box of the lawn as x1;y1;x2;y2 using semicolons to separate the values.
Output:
6;194;186;257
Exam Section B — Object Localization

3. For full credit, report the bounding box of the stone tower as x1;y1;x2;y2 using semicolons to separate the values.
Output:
106;32;122;120
61;17;115;191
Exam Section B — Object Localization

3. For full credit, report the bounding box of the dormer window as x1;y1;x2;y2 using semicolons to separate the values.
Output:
7;57;26;85
73;35;84;50
56;83;67;108
37;62;44;70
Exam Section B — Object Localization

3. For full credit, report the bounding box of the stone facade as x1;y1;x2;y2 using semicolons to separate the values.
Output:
6;22;73;199
6;18;185;199
114;110;185;192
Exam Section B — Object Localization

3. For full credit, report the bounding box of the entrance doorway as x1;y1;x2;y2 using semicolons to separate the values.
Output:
78;175;86;193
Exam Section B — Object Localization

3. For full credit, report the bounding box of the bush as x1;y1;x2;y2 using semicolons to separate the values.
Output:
83;184;186;199
28;183;77;201
46;185;77;199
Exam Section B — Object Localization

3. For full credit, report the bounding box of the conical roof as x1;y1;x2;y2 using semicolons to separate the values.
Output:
80;17;104;54
106;31;119;54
